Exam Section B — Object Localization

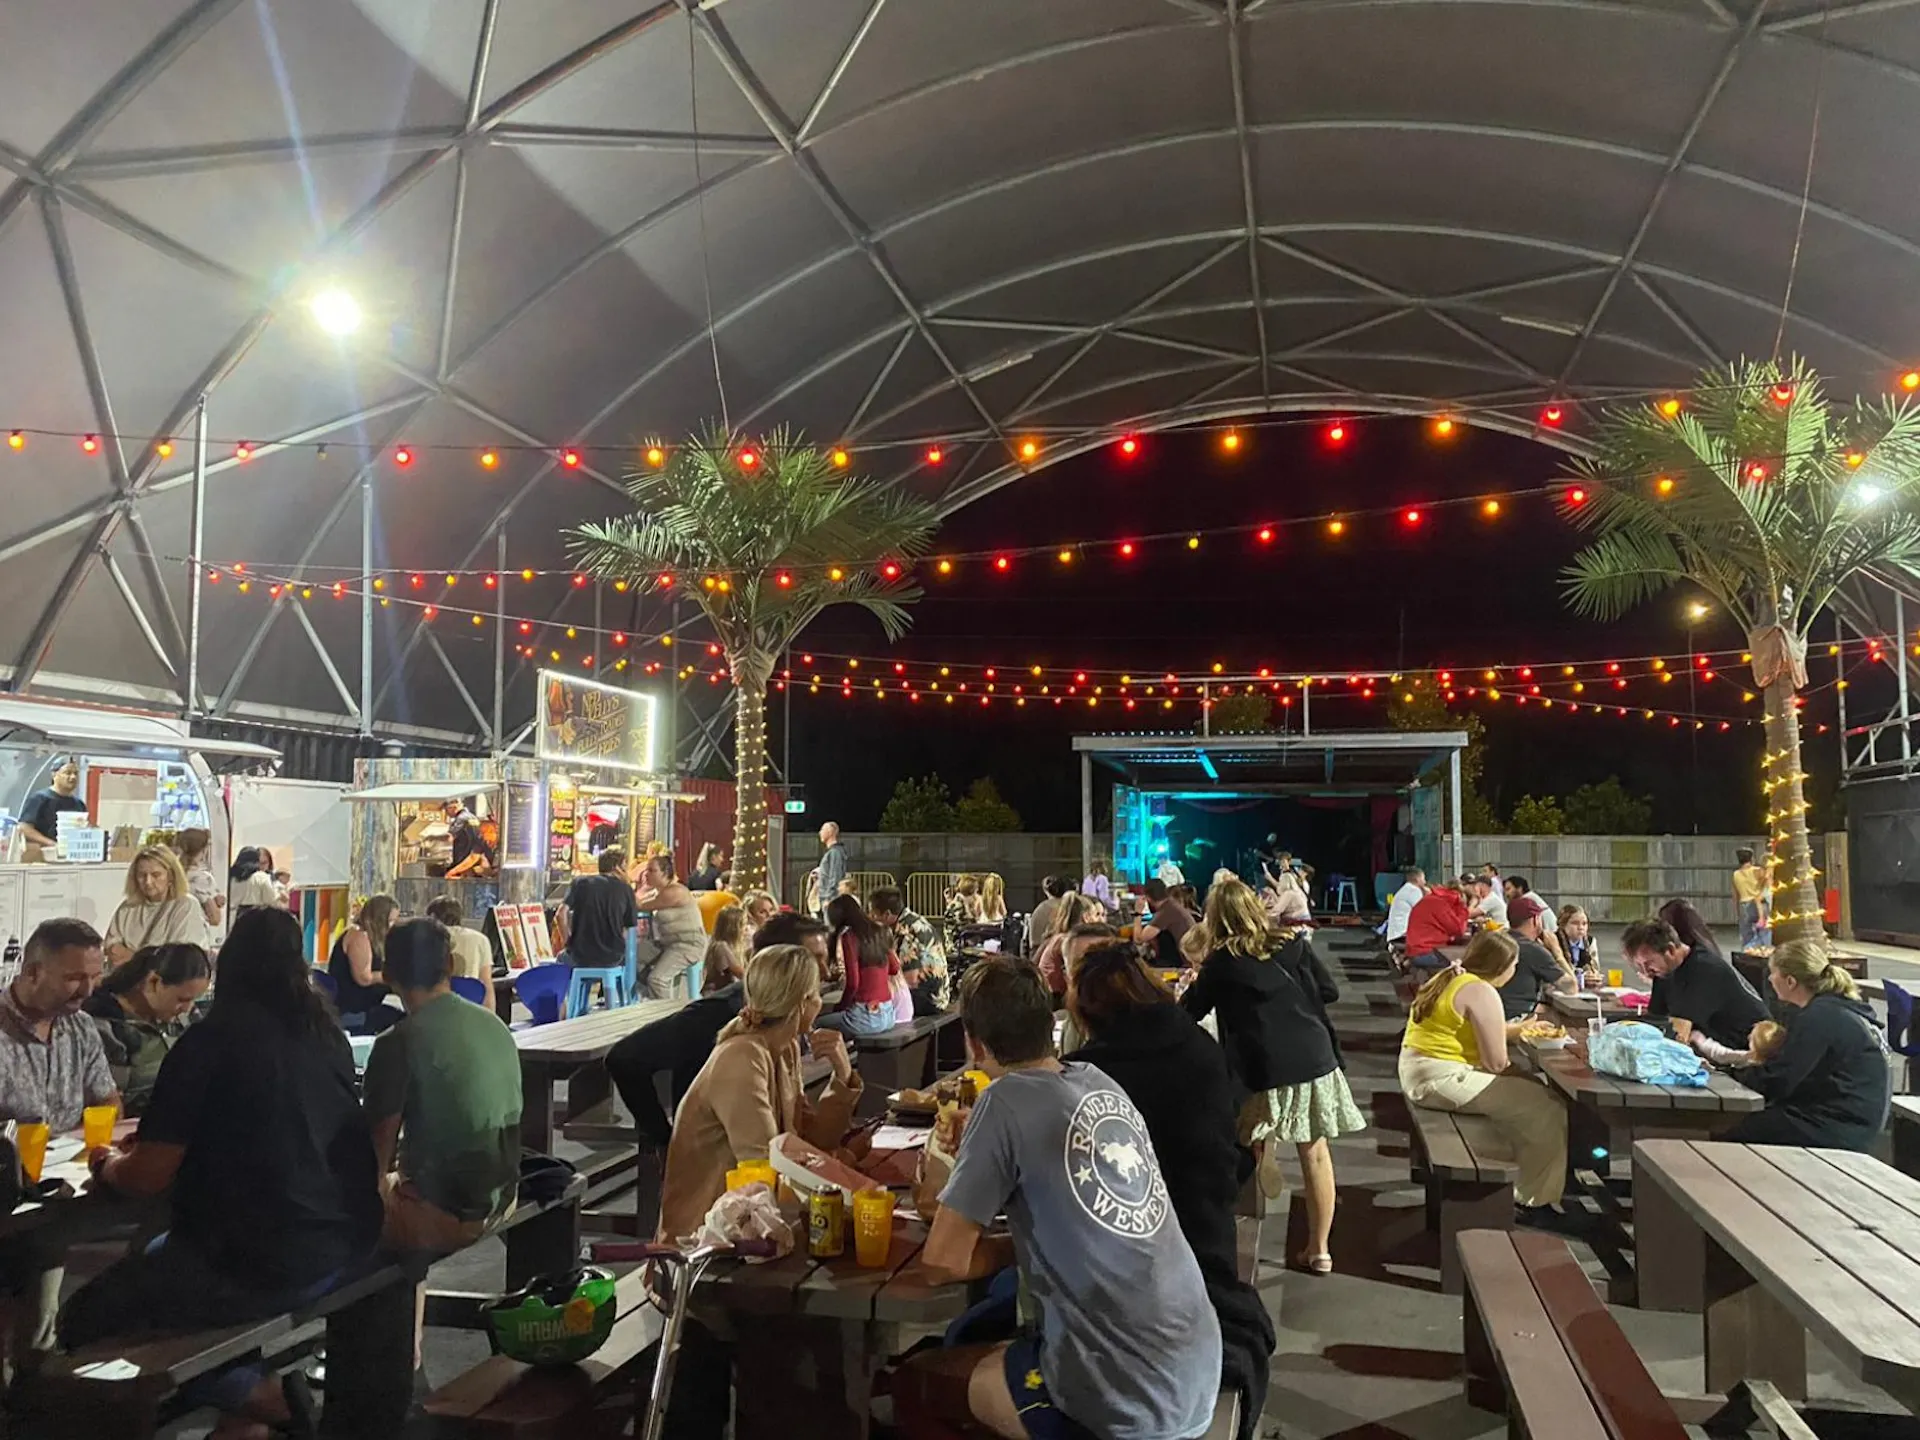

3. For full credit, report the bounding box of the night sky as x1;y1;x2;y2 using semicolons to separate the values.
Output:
761;417;1867;837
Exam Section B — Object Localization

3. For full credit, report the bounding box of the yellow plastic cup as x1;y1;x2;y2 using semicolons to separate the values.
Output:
852;1189;896;1268
1606;968;1624;988
962;1069;992;1096
83;1104;118;1152
16;1123;49;1184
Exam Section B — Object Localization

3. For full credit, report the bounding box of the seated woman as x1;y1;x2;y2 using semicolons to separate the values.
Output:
702;904;750;995
330;894;400;1034
1064;947;1275;1438
1031;892;1101;997
977;875;1008;925
819;893;900;1038
81;943;211;1114
102;847;205;968
1399;930;1571;1225
1720;940;1891;1152
62;907;382;1438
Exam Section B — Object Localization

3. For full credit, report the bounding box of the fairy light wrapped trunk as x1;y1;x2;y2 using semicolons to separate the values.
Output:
1751;622;1823;944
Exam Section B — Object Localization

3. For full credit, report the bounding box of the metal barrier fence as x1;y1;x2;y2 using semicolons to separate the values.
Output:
906;872;1005;921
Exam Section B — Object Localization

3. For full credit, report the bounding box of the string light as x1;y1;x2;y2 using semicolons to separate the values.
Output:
394;446;413;467
1325;421;1347;446
80;435;98;454
561;448;581;468
646;446;667;467
1221;429;1242;453
1658;397;1682;417
1482;499;1501;517
1540;404;1564;427
1117;435;1140;458
155;439;173;459
830;448;849;468
925;446;944;465
1431;417;1455;439
6;432;21;450
480;450;498;469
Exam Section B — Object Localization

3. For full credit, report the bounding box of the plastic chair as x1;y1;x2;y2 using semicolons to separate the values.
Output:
1329;876;1358;913
311;969;338;1001
1885;980;1920;1092
449;975;488;1006
513;963;570;1026
565;962;632;1018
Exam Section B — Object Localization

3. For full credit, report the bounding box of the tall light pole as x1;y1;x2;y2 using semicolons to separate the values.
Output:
1686;600;1708;834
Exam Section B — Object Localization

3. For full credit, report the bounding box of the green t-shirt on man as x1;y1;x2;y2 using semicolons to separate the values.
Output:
363;991;523;1222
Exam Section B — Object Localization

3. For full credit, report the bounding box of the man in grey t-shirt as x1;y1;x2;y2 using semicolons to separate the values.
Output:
894;958;1219;1440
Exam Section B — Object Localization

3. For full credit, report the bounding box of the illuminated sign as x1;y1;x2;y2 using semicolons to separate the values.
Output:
534;671;659;773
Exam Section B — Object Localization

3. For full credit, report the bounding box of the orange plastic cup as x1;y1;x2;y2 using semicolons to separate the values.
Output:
852;1189;896;1268
16;1123;49;1184
83;1104;118;1152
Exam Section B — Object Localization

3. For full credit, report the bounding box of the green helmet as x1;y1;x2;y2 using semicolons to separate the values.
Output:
487;1266;619;1367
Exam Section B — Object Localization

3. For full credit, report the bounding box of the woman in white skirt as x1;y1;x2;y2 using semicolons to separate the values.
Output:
1183;877;1365;1276
1399;930;1569;1224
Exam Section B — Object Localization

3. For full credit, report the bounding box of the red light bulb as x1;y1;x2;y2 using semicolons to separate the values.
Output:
1118;541;1135;558
1325;421;1346;446
1117;436;1139;458
994;555;1011;572
924;446;943;465
1402;508;1421;526
882;561;901;579
737;448;759;469
409;573;424;588
393;446;413;467
776;572;792;588
1566;486;1588;505
80;434;99;454
1256;527;1274;544
1771;382;1794;405
561;448;581;468
1541;404;1564;427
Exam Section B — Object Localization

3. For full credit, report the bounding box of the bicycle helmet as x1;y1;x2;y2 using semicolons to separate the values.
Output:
486;1265;618;1366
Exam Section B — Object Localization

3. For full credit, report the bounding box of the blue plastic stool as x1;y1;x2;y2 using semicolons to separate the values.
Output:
565;963;631;1017
1331;876;1358;913
450;976;488;1006
513;963;570;1026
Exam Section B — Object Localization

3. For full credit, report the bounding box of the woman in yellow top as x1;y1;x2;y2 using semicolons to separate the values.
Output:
1732;846;1771;950
1399;930;1569;1219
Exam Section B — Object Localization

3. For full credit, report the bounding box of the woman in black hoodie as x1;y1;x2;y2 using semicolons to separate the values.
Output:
1065;946;1275;1440
1182;877;1364;1277
1723;939;1891;1151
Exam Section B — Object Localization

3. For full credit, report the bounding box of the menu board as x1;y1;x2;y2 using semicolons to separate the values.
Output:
493;904;533;970
547;792;576;881
518;903;555;962
501;781;541;870
535;671;658;773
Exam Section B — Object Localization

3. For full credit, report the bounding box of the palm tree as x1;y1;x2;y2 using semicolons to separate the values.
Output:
570;428;939;893
1559;359;1920;943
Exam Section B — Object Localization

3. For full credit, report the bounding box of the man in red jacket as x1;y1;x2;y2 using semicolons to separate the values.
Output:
1404;881;1471;971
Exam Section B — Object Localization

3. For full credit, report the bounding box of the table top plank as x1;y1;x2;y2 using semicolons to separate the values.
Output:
794;1222;928;1320
1700;1142;1920;1334
1807;1147;1920;1228
1633;1141;1920;1397
1756;1147;1920;1259
513;999;687;1065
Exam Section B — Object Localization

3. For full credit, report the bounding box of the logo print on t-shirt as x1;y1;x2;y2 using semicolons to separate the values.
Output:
1063;1088;1168;1238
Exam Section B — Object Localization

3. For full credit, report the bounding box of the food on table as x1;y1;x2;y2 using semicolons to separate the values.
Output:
1517;1019;1566;1041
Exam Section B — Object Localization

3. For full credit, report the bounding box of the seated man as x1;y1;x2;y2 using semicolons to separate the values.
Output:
425;896;496;982
1402;881;1470;971
1136;878;1194;971
1025;877;1068;955
1466;873;1508;928
1627;916;1770;1052
1384;866;1426;949
606;913;829;1149
1495;897;1575;1021
556;849;637;981
1502;875;1556;937
0;919;119;1368
363;918;522;1370
870;887;948;1015
894;957;1221;1440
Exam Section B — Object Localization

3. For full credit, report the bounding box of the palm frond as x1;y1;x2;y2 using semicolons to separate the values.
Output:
1560;529;1688;619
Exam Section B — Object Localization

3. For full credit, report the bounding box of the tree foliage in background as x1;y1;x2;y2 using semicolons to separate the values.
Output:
1386;688;1500;833
1200;692;1275;734
1560;359;1920;941
879;775;957;832
1560;776;1655;834
954;777;1023;832
571;427;939;891
1508;795;1567;835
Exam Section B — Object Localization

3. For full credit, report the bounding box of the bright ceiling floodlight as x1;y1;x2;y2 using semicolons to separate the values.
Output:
308;287;363;336
1852;480;1886;507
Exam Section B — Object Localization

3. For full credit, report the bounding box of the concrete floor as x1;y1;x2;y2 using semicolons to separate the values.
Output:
156;921;1920;1437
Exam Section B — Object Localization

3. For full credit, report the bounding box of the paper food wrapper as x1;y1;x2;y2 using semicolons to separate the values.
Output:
689;1184;795;1260
768;1132;883;1199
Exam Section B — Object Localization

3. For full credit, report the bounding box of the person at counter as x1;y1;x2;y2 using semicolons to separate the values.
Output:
330;895;401;1035
103;847;205;967
635;853;706;1000
16;757;86;857
688;843;728;891
441;798;494;879
174;827;224;934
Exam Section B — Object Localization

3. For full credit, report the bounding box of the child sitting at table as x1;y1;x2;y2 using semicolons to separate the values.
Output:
1672;1016;1785;1068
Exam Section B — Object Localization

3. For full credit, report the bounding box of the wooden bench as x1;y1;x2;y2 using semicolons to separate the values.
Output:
17;1260;417;1440
850;1011;965;1116
1406;1105;1518;1293
1893;1095;1920;1182
424;1263;662;1438
1459;1227;1687;1440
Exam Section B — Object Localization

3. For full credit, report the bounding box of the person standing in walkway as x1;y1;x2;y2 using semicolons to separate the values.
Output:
1399;930;1570;1226
1733;847;1772;950
1182;878;1364;1275
812;822;848;919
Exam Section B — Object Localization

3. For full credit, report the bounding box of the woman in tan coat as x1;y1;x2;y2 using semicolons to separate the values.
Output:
656;944;863;1242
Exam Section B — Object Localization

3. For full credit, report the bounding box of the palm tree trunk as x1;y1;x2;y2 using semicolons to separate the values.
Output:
730;661;770;894
1762;675;1823;946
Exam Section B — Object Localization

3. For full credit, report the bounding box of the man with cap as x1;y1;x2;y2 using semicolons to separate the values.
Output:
1494;895;1575;1021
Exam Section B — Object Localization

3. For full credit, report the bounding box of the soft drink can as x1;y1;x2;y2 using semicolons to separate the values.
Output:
808;1188;846;1258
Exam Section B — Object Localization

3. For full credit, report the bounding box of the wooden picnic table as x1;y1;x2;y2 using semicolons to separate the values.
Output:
1542;988;1641;1024
700;1208;974;1439
1633;1138;1920;1413
1734;948;1869;994
513;999;686;1152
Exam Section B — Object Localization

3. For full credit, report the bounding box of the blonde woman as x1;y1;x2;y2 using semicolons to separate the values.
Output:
977;874;1008;924
1399;931;1569;1222
702;904;751;995
657;944;862;1241
739;890;778;947
1720;940;1890;1152
1182;877;1362;1275
103;847;204;966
